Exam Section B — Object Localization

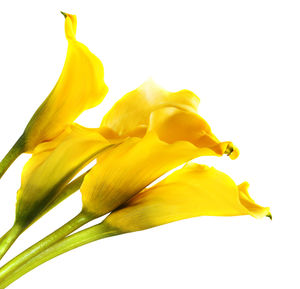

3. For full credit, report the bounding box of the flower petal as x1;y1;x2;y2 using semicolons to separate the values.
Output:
81;107;237;216
238;182;270;218
100;79;199;138
16;126;112;227
105;163;270;232
148;107;236;156
23;13;108;152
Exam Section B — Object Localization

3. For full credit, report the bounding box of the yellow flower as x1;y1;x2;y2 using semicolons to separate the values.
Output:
16;125;111;227
81;106;238;217
0;13;108;179
99;79;200;139
0;125;113;259
24;12;108;152
0;163;269;280
104;163;271;232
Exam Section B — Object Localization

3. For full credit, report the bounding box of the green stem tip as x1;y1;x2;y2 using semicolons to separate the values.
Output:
0;134;25;180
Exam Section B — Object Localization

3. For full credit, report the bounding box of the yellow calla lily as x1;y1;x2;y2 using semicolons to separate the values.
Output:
82;80;236;217
0;163;270;284
81;106;238;216
100;79;199;139
16;125;110;226
105;163;271;232
24;13;108;152
0;125;113;259
0;12;108;179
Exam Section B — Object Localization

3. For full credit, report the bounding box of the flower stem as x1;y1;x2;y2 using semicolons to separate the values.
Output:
0;224;24;260
0;172;88;261
0;135;25;180
0;210;95;283
0;222;121;288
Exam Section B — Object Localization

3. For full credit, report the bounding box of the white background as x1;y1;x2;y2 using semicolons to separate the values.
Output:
0;0;299;288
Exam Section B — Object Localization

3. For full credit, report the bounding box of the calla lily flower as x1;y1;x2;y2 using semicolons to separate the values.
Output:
105;162;271;232
100;79;199;139
81;79;237;217
15;125;111;225
0;12;108;179
81;106;238;217
0;163;270;286
0;125;113;259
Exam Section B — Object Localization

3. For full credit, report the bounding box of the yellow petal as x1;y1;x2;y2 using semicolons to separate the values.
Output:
20;127;74;181
148;107;234;156
81;107;237;216
100;79;199;138
15;126;112;227
238;182;270;218
63;12;77;40
23;13;108;152
105;163;271;232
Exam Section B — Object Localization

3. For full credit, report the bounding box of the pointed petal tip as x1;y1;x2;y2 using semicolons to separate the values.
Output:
62;12;77;40
60;11;67;18
266;212;272;220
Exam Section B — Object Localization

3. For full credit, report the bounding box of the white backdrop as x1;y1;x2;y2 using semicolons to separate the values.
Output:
0;0;299;288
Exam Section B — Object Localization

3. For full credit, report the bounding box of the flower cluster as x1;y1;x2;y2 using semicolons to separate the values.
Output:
0;13;270;287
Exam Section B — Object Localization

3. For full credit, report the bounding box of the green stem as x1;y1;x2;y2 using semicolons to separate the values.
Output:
0;135;25;180
0;224;24;260
0;222;121;288
0;210;96;283
0;172;87;261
